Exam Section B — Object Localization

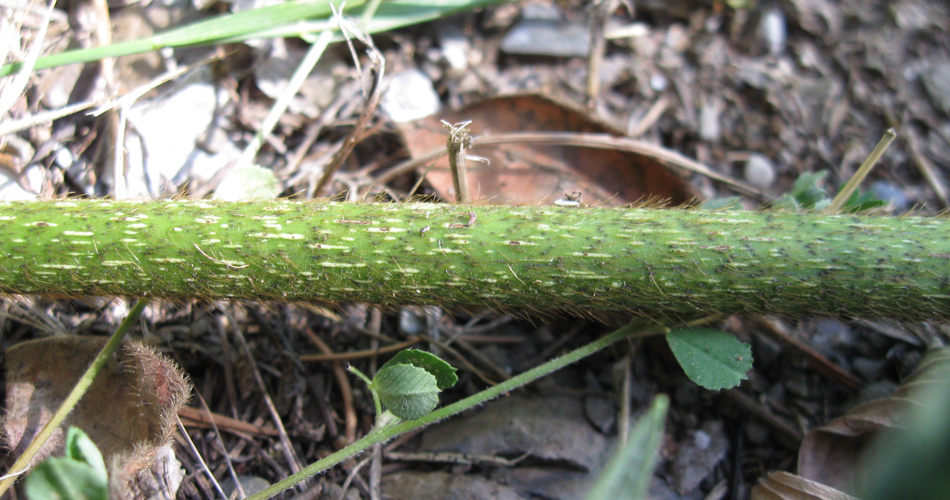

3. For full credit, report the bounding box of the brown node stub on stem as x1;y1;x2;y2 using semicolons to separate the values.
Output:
441;120;489;204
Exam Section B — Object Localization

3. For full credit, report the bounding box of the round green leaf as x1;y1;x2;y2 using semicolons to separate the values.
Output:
213;164;280;201
666;328;753;390
380;349;458;390
25;458;109;500
64;427;106;486
372;363;440;420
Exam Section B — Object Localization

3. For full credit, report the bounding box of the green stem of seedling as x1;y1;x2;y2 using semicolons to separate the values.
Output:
348;366;382;418
0;299;148;495
246;322;655;500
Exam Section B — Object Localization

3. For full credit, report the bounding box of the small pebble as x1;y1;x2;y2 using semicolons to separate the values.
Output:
380;69;441;122
745;420;771;446
437;25;470;79
221;476;271;498
399;307;426;336
650;73;668;92
584;395;617;434
870;180;910;213
53;147;75;170
760;7;787;56
699;98;722;142
813;318;853;348
694;429;712;449
852;357;885;381
500;4;590;57
921;60;950;115
743;153;776;188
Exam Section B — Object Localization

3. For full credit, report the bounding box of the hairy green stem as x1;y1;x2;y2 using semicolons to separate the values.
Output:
0;200;948;319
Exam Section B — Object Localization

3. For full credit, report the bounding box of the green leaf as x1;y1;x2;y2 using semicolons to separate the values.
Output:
372;363;441;420
841;189;887;213
698;197;744;210
380;349;458;390
790;170;829;209
769;193;801;211
25;427;108;500
666;328;753;390
584;395;669;500
64;427;107;486
213;164;280;201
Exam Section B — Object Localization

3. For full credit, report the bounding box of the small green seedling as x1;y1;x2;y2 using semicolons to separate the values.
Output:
350;349;458;422
585;395;669;500
773;170;886;212
25;427;108;500
666;328;753;390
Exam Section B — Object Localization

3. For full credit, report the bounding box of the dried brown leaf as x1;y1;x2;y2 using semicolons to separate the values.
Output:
751;471;860;500
3;336;191;499
397;94;697;206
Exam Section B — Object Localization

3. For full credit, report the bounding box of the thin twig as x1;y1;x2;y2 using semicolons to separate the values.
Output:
304;328;358;445
421;334;501;386
627;95;670;138
313;30;385;197
585;0;620;107
194;393;245;499
178;406;279;437
177;416;230;500
281;82;360;180
230;323;306;480
903;123;949;208
825;128;897;214
215;316;241;419
300;337;422;362
0;0;54;119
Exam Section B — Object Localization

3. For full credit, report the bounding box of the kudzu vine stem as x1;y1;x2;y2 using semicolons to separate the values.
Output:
0;199;948;319
245;322;652;500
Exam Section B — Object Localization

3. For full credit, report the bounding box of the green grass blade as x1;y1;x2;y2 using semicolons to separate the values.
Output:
585;395;669;500
0;0;511;77
0;0;354;77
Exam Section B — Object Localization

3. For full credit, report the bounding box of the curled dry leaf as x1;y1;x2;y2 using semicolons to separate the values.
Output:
3;336;192;500
752;471;859;500
397;94;698;206
751;348;950;500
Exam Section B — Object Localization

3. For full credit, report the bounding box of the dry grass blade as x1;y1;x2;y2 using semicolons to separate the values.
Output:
0;0;54;119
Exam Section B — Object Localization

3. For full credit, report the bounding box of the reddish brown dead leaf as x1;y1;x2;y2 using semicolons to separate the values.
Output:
751;471;860;500
397;94;698;206
3;336;191;498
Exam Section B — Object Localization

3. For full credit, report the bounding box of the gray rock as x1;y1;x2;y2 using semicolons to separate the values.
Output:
743;153;777;188
871;180;910;213
760;7;787;56
220;475;271;498
382;471;527;500
380;69;441;123
500;6;590;57
669;421;730;495
419;394;611;473
921;61;950;115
